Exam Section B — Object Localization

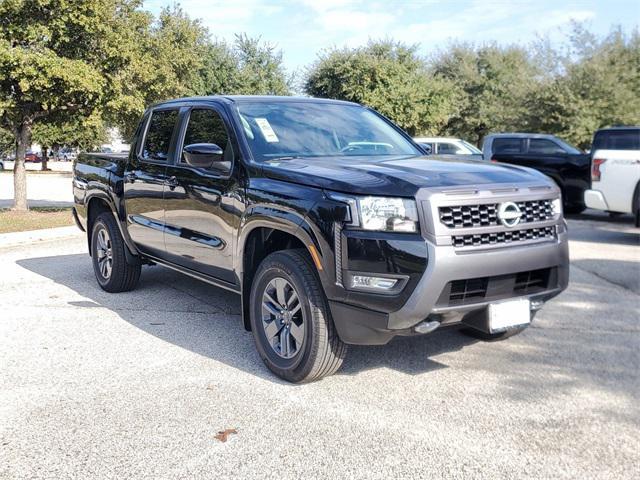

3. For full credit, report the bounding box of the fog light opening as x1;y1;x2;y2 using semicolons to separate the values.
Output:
350;275;399;291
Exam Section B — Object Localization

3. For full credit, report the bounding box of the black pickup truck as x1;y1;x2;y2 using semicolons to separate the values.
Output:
481;133;591;213
73;96;569;382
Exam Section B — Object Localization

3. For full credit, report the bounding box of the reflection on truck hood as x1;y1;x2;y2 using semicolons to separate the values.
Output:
262;155;549;196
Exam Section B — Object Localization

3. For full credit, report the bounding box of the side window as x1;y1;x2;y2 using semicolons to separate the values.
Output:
438;142;463;155
181;108;232;172
529;139;565;155
493;138;523;154
142;109;179;161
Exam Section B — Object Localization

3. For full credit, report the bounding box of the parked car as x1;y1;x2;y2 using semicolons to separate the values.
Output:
24;151;42;163
56;148;78;162
72;96;569;382
584;126;640;226
481;133;590;213
414;137;483;159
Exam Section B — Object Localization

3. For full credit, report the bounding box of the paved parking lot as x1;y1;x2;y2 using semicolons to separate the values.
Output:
1;214;638;479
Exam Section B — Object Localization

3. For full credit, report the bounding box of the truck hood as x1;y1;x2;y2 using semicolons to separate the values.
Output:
261;155;550;196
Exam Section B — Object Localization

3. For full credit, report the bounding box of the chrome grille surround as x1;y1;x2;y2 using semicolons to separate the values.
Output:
416;183;562;252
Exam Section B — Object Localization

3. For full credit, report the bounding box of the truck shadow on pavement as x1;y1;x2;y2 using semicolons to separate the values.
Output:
17;253;476;382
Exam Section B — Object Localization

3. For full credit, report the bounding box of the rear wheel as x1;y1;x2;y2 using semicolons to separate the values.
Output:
91;212;141;293
249;249;347;383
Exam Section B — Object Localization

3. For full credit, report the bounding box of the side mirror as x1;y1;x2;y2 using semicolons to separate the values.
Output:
183;143;224;169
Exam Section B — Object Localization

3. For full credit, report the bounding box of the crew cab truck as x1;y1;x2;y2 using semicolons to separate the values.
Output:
584;127;640;226
482;133;590;213
72;96;569;382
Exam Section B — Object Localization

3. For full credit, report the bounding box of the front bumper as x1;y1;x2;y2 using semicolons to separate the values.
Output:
584;189;609;211
328;182;570;345
330;232;569;344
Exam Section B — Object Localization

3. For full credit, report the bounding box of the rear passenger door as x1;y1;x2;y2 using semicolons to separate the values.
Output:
162;105;242;285
123;107;179;257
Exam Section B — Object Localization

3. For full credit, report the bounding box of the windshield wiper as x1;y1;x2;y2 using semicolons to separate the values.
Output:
265;155;306;162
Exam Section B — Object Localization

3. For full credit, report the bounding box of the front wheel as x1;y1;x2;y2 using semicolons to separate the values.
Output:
249;249;347;383
91;212;141;293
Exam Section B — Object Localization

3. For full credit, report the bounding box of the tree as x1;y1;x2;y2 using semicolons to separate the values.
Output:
0;0;150;210
233;34;291;95
527;25;640;149
431;43;541;144
32;112;108;169
0;127;12;158
305;40;456;136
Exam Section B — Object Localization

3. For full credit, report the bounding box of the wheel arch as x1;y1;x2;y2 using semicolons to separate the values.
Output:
238;207;324;331
86;194;139;262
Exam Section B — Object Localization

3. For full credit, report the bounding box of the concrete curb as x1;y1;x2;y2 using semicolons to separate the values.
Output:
0;226;82;249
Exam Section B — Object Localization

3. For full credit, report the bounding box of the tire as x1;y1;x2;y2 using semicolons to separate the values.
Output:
249;249;347;383
90;212;141;293
563;203;585;215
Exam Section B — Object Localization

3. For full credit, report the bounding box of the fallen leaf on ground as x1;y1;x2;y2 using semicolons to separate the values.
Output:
214;428;237;442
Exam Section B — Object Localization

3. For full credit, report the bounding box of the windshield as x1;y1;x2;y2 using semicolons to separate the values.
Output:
460;140;482;154
235;101;422;161
555;138;581;154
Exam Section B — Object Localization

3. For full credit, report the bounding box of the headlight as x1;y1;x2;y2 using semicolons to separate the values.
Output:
552;197;562;216
357;196;418;232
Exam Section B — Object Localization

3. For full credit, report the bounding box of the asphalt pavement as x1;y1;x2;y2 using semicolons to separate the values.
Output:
1;214;638;479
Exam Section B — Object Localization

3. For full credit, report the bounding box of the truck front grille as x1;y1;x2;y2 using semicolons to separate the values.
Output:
452;226;556;248
439;199;554;229
437;267;557;307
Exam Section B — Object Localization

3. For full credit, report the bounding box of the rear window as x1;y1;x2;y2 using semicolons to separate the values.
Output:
593;129;640;151
142;109;179;161
492;138;523;154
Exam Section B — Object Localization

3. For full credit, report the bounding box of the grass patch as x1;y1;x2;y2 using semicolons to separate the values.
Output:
0;207;74;234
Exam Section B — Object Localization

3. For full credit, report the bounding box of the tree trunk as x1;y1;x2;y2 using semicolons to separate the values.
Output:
41;145;49;171
13;122;31;211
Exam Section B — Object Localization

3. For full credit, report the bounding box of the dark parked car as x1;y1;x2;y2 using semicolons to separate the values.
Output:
72;96;569;382
481;133;590;213
25;151;43;163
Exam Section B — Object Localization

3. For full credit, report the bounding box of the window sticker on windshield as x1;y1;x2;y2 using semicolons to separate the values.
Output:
255;118;279;143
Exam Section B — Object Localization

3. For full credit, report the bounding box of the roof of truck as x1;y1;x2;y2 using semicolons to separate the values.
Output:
595;126;640;132
155;95;359;107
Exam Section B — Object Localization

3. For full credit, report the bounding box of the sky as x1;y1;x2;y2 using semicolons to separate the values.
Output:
144;0;639;73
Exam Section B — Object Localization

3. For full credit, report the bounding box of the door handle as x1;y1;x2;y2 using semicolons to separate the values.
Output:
166;176;179;190
124;172;137;183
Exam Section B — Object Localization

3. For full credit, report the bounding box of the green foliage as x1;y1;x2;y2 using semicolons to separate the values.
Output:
528;26;640;149
430;43;542;144
305;40;457;136
0;127;13;156
32;112;108;151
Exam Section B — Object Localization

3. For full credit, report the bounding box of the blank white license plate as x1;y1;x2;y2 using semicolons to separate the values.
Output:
488;299;531;332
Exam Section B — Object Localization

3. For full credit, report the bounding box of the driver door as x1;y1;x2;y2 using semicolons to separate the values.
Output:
162;105;242;285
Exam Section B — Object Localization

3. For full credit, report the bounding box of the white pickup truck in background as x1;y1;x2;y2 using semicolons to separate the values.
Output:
584;127;640;226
